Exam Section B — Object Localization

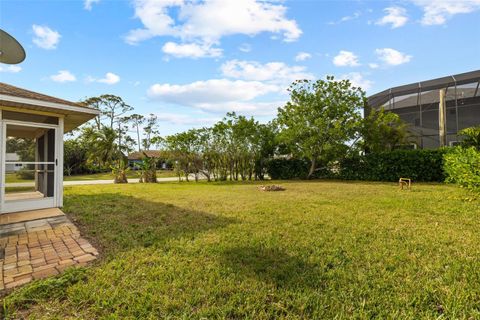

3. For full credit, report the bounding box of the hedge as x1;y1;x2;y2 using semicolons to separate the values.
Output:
337;149;447;182
266;158;310;180
266;149;448;182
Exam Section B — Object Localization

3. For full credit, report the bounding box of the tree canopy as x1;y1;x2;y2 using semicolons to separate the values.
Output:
64;77;411;182
277;77;365;178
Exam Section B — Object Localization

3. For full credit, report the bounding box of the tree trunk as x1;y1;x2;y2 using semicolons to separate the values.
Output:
307;158;316;179
114;173;128;184
136;125;141;152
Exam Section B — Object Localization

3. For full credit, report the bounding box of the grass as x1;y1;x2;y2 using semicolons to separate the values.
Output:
4;173;28;184
3;181;480;319
64;170;177;181
4;187;35;193
5;170;176;183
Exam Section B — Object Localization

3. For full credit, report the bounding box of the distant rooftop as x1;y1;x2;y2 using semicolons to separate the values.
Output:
128;150;165;160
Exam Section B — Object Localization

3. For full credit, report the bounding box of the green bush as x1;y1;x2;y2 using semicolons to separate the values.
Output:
267;150;448;182
443;147;480;192
337;149;447;182
266;158;310;179
15;168;35;180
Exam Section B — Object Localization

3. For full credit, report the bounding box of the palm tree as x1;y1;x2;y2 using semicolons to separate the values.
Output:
82;126;119;168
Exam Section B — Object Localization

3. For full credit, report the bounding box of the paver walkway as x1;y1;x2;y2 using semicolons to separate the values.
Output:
0;209;98;291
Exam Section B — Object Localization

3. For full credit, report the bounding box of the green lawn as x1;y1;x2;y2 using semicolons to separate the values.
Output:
4;173;29;184
4;181;480;319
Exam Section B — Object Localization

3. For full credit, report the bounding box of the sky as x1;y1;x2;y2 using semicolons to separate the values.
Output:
1;0;479;135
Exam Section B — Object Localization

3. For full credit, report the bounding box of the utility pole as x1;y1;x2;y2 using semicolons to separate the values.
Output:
439;88;447;147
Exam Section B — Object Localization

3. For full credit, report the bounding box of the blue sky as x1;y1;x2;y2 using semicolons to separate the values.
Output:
1;0;479;135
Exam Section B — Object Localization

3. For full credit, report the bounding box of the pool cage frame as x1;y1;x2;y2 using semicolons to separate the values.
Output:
367;70;480;149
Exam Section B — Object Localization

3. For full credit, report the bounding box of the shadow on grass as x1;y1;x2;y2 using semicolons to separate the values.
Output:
221;245;325;290
63;193;236;256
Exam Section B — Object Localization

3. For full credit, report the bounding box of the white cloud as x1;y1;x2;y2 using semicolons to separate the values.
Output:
238;43;252;53
148;79;278;104
339;72;373;91
32;25;61;50
0;65;22;73
98;72;120;84
162;42;222;58
375;48;412;66
368;63;379;69
333;50;360;67
220;60;314;84
328;11;361;25
411;0;480;25
376;6;408;28
87;72;120;85
295;52;312;62
126;0;301;58
50;70;76;83
84;0;100;10
148;57;316;115
147;79;281;114
156;113;220;126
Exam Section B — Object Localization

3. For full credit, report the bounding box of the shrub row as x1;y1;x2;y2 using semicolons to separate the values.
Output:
337;149;447;182
266;149;448;182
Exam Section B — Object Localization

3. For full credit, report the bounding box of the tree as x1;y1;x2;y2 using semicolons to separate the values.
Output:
111;158;130;184
82;95;133;130
64;139;88;176
142;114;159;150
165;129;201;182
359;107;409;153
116;116;136;155
163;113;277;182
81;126;120;168
6;138;35;161
277;77;365;179
127;114;145;152
137;153;158;183
80;97;104;130
459;126;480;150
254;122;278;180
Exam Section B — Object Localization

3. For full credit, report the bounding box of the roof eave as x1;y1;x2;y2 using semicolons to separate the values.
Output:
0;94;99;115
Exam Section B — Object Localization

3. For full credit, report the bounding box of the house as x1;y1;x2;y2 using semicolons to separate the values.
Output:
128;150;169;169
0;82;99;213
367;70;480;149
5;153;22;172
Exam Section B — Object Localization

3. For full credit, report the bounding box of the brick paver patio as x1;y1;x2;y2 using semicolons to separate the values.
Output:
0;211;98;291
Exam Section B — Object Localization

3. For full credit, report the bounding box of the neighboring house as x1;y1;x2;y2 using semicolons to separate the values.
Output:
367;70;480;149
5;153;23;173
128;150;168;169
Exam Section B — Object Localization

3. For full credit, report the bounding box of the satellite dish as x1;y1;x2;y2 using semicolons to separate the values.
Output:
0;29;26;64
